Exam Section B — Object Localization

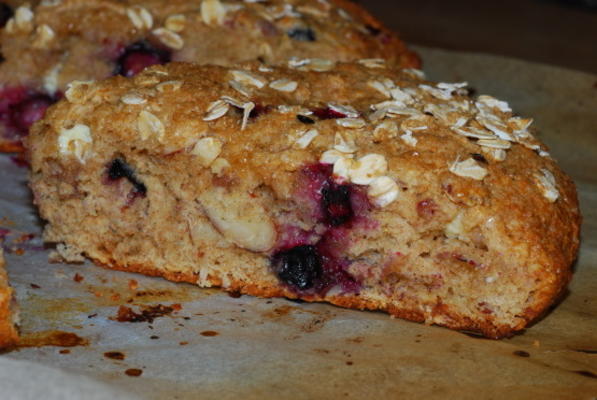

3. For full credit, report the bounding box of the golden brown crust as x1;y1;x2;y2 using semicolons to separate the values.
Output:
0;249;19;348
1;0;419;152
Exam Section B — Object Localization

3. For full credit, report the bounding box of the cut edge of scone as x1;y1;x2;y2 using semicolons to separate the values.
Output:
27;62;581;339
0;248;20;349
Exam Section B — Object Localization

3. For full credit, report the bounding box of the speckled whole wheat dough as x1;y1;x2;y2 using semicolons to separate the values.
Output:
0;248;19;348
0;0;419;151
27;61;580;338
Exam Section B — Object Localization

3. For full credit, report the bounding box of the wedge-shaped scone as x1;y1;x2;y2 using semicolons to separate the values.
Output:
27;62;580;338
0;0;419;152
0;248;19;348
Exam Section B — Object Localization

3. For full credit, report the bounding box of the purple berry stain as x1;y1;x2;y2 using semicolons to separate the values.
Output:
271;164;372;296
0;87;57;141
114;41;170;77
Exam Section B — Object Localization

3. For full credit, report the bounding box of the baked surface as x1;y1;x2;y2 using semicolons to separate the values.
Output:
0;248;19;348
28;61;580;338
0;0;419;151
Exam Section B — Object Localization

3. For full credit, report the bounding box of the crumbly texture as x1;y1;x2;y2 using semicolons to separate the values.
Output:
27;62;580;338
0;248;19;348
0;0;419;151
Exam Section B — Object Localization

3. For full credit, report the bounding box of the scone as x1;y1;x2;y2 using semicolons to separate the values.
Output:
0;0;419;152
0;248;19;348
27;61;580;338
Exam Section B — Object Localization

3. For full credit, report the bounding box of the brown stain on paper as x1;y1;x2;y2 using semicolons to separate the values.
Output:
18;331;88;348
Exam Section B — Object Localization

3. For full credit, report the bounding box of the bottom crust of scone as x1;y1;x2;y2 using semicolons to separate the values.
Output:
90;255;562;339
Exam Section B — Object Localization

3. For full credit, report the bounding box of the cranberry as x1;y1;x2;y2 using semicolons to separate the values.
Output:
287;27;317;42
416;199;438;218
106;158;147;197
312;107;347;120
322;183;353;227
0;3;13;29
114;41;170;77
249;103;271;119
272;245;322;290
10;94;54;132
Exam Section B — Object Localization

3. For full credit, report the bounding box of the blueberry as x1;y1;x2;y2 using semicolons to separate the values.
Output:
107;158;147;196
114;41;170;77
297;114;315;124
471;153;488;164
272;245;322;290
365;24;382;36
322;183;353;226
0;3;13;29
287;27;317;42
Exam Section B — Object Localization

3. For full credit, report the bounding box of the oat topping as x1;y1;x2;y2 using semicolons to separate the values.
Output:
288;58;336;72
373;120;398;141
7;6;34;33
127;6;153;30
358;58;386;69
294;129;319;149
191;137;223;167
445;212;466;241
240;102;255;130
121;93;147;105
336;118;366;129
64;80;95;103
231;70;266;88
156;80;183;92
152;28;184;50
43;63;62;95
320;149;353;165
210;158;230;175
536;169;560;202
368;176;399;207
332;156;353;181
269;79;298;92
32;24;55;48
477;137;511;150
347;154;388;185
477;95;511;113
449;157;488;181
333;132;357;154
58;124;92;163
201;0;227;26
329;103;359;118
229;80;251;97
137;110;165;141
165;14;186;32
203;100;230;121
400;130;417;147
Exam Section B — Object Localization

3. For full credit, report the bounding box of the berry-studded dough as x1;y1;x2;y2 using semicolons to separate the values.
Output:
0;0;419;151
27;61;580;338
0;249;19;348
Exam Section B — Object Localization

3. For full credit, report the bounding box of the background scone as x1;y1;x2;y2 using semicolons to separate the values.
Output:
27;62;580;338
0;248;19;348
0;0;419;152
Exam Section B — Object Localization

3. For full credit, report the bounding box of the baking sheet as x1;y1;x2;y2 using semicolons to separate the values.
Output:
1;47;596;399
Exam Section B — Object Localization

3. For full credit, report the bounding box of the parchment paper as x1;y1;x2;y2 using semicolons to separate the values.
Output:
0;47;596;399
